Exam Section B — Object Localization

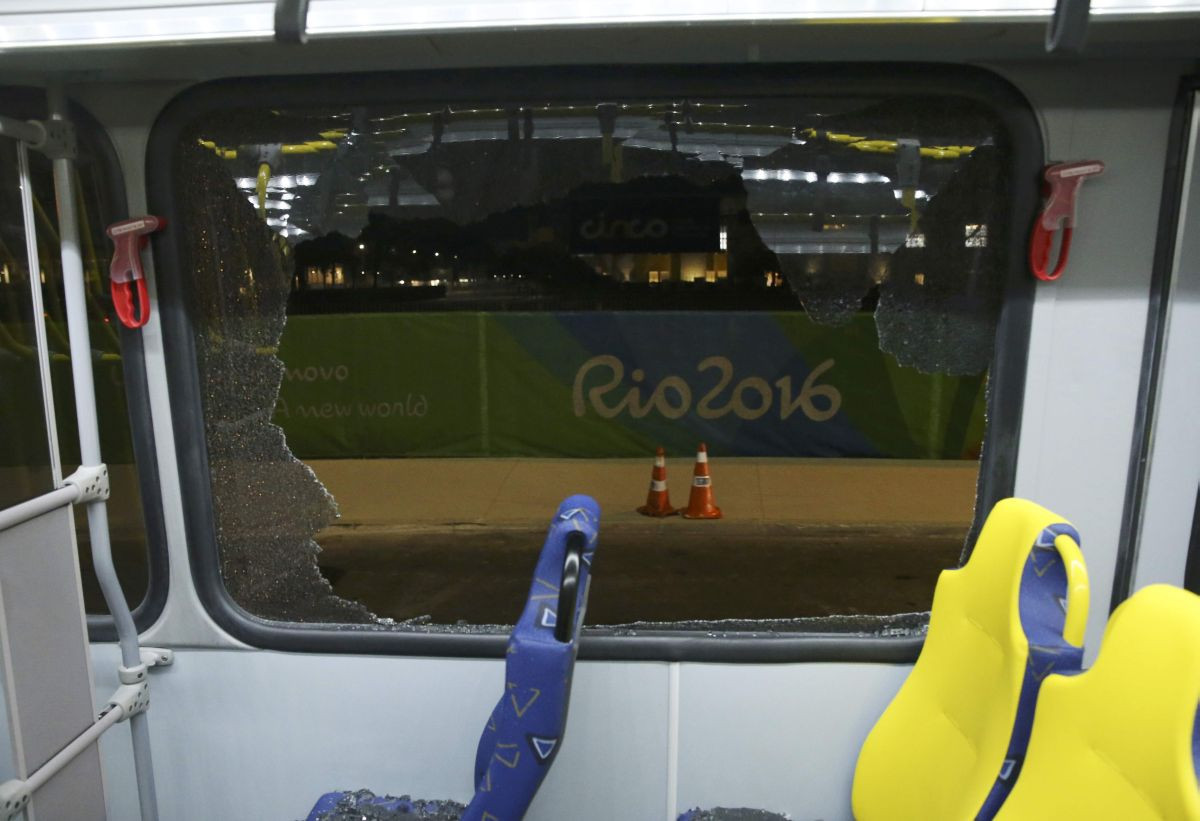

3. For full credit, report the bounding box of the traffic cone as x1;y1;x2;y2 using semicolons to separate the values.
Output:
681;443;722;520
637;447;678;517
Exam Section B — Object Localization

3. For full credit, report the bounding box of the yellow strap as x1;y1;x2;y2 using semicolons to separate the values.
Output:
198;136;340;160
799;128;975;159
256;162;271;218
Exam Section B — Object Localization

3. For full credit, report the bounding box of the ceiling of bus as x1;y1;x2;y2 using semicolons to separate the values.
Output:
0;13;1198;82
202;103;971;253
3;0;1200;53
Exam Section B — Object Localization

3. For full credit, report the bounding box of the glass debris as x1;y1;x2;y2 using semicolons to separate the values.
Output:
305;789;466;821
604;612;930;638
678;809;792;821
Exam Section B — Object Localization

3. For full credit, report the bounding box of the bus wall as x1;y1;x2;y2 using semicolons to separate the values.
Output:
55;55;1198;820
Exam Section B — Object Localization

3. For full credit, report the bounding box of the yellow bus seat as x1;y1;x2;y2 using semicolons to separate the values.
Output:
995;584;1200;821
852;498;1089;820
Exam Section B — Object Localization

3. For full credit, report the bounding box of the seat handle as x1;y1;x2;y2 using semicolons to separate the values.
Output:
1053;533;1090;647
555;530;587;643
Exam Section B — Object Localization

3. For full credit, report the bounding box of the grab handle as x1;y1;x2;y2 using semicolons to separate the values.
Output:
554;530;586;643
106;216;164;329
1029;161;1104;281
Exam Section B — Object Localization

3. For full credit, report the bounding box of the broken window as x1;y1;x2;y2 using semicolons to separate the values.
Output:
169;84;1017;633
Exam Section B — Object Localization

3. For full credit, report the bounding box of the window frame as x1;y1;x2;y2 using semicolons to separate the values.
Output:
1112;75;1200;610
146;63;1042;662
0;86;170;638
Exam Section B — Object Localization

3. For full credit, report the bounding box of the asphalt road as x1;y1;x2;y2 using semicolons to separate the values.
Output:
316;522;968;625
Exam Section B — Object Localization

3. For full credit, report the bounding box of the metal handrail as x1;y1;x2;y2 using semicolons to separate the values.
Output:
16;139;63;486
0;114;44;147
0;90;161;821
0;486;79;533
46;84;159;821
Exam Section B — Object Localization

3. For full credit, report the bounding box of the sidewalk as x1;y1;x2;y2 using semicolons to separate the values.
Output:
307;457;979;531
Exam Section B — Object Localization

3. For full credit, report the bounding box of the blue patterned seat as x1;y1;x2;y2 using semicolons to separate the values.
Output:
306;495;600;821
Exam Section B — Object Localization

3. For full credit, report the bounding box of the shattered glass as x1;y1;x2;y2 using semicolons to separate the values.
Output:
175;142;373;623
175;91;1009;628
678;809;791;821
192;97;1005;346
876;146;1007;375
603;611;930;639
192;98;1005;365
305;790;465;821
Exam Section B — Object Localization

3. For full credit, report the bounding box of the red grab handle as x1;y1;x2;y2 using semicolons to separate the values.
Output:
106;216;165;329
1029;223;1074;283
1029;161;1104;282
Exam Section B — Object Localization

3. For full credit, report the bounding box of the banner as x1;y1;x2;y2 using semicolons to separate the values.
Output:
273;312;985;460
0;327;136;467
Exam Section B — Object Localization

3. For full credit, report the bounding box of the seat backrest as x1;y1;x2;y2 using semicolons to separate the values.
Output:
463;494;600;821
851;498;1089;821
995;584;1200;821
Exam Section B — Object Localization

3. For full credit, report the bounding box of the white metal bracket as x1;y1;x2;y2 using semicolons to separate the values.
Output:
0;781;31;821
118;647;174;685
107;682;150;721
63;464;109;503
30;119;77;160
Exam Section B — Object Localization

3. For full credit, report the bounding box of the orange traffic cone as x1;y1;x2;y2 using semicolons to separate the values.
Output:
681;443;722;520
637;447;678;517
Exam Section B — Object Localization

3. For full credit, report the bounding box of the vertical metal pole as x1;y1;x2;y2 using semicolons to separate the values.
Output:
47;85;159;821
16;140;63;486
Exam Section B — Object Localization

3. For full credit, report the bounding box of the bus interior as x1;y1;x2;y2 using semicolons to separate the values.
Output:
0;3;1198;819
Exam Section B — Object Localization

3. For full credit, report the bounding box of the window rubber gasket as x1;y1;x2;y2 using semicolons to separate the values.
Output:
0;85;170;639
1111;75;1200;612
145;62;1042;662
